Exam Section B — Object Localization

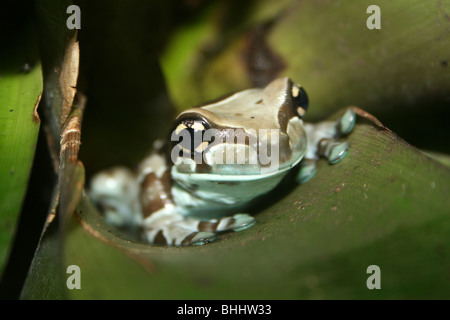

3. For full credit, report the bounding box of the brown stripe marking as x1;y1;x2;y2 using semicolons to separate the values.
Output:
198;221;219;232
154;230;167;245
140;170;173;218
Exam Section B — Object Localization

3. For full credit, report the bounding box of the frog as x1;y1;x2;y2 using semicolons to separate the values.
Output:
89;77;356;246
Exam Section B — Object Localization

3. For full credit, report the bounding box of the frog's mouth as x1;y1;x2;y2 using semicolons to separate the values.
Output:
171;145;305;182
171;127;306;178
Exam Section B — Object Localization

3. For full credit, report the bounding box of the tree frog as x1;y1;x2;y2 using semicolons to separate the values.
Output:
90;78;356;246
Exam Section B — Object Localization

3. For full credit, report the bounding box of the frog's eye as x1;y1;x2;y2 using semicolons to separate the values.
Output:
291;83;309;118
173;118;210;154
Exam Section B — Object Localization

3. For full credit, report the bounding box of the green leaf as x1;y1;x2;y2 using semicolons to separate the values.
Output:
21;113;450;299
0;3;43;278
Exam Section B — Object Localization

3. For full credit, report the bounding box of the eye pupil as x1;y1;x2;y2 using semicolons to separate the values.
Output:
291;84;309;117
180;127;199;152
174;119;210;154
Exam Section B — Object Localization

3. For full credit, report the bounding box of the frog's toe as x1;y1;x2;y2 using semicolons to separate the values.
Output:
339;108;356;135
328;141;349;164
297;160;318;184
230;214;256;232
188;231;217;246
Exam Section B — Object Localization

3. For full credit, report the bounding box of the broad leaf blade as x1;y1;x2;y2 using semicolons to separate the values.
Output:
0;3;43;278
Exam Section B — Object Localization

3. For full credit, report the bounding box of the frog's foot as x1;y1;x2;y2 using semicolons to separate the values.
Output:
297;108;356;184
320;140;350;165
337;108;356;136
143;210;255;246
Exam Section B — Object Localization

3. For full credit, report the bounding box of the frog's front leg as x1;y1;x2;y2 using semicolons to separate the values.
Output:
139;153;255;246
297;108;356;184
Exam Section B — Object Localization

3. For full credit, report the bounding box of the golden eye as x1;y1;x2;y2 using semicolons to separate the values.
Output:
291;83;309;118
173;119;210;154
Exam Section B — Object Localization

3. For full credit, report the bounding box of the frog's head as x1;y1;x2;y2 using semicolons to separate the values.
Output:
169;77;308;179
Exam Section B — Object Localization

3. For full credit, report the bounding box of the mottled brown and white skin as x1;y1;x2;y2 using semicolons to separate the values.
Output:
90;78;356;246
